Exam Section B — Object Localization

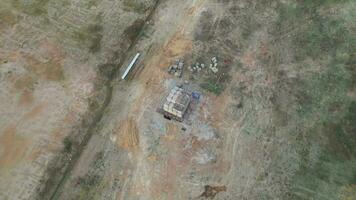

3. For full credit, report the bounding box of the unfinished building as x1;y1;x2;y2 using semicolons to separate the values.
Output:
163;86;191;122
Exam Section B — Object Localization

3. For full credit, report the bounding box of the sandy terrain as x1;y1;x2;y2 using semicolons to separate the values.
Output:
1;0;355;200
0;0;156;199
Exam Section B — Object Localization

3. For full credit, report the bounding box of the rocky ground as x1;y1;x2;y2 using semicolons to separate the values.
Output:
0;0;355;200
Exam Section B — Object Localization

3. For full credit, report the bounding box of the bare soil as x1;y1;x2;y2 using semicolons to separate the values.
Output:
1;0;355;200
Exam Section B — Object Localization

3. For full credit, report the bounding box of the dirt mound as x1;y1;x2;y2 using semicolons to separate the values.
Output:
200;185;226;199
115;118;140;152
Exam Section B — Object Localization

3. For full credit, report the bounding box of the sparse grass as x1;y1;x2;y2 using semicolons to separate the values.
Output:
72;19;103;53
0;9;17;28
86;0;98;9
275;1;356;199
123;0;149;14
241;15;259;40
11;0;49;16
200;82;224;95
91;151;104;169
295;62;350;120
124;19;144;42
72;151;105;199
276;0;355;61
295;17;352;60
88;24;103;53
89;98;100;111
195;10;214;41
76;174;101;190
345;101;356;123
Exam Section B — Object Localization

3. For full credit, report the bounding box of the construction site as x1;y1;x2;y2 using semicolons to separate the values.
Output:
0;0;355;200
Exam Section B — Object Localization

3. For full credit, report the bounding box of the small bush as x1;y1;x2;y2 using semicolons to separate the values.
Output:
76;174;101;190
124;19;144;42
123;0;149;13
63;136;73;153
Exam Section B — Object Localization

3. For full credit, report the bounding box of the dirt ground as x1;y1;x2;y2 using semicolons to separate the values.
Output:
57;0;284;199
0;0;156;199
1;0;355;200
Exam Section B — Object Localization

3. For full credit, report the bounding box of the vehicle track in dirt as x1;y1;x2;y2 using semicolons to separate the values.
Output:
47;1;163;199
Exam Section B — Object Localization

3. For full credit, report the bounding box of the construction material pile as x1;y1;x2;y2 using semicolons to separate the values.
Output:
209;57;219;73
187;57;219;74
168;57;220;78
168;59;184;77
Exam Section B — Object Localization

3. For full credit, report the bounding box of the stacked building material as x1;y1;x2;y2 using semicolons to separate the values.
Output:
168;59;184;77
188;62;206;73
209;57;218;73
162;86;191;122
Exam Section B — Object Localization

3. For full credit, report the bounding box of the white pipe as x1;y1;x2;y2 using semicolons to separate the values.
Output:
121;53;140;80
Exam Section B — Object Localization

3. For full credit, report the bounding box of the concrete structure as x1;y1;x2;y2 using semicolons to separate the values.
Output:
163;86;191;122
122;53;140;80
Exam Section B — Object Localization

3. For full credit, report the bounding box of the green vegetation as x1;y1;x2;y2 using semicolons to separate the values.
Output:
72;151;105;200
11;0;49;16
276;0;355;61
89;98;101;111
76;174;101;190
85;0;98;9
0;9;16;27
123;19;144;42
63;136;73;153
275;1;356;199
123;0;149;14
88;24;103;53
72;15;103;53
200;82;224;95
241;16;259;40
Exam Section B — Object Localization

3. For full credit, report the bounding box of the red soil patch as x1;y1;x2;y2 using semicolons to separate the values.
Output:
22;53;64;81
18;89;34;106
163;32;192;59
13;74;35;91
163;123;179;141
19;40;64;82
8;73;35;106
131;32;192;115
242;51;256;68
115;118;140;152
22;102;48;121
206;91;232;128
0;124;31;170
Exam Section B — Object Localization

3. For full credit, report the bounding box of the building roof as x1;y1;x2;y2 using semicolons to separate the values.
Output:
163;87;191;118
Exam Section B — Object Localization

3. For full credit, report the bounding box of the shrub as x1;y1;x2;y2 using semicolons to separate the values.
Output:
63;136;73;153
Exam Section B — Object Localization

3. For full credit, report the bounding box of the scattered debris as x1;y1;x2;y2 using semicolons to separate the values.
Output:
200;185;227;199
178;56;221;74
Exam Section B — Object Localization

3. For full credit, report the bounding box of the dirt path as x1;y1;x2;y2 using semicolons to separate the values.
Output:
47;1;163;200
116;1;209;199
